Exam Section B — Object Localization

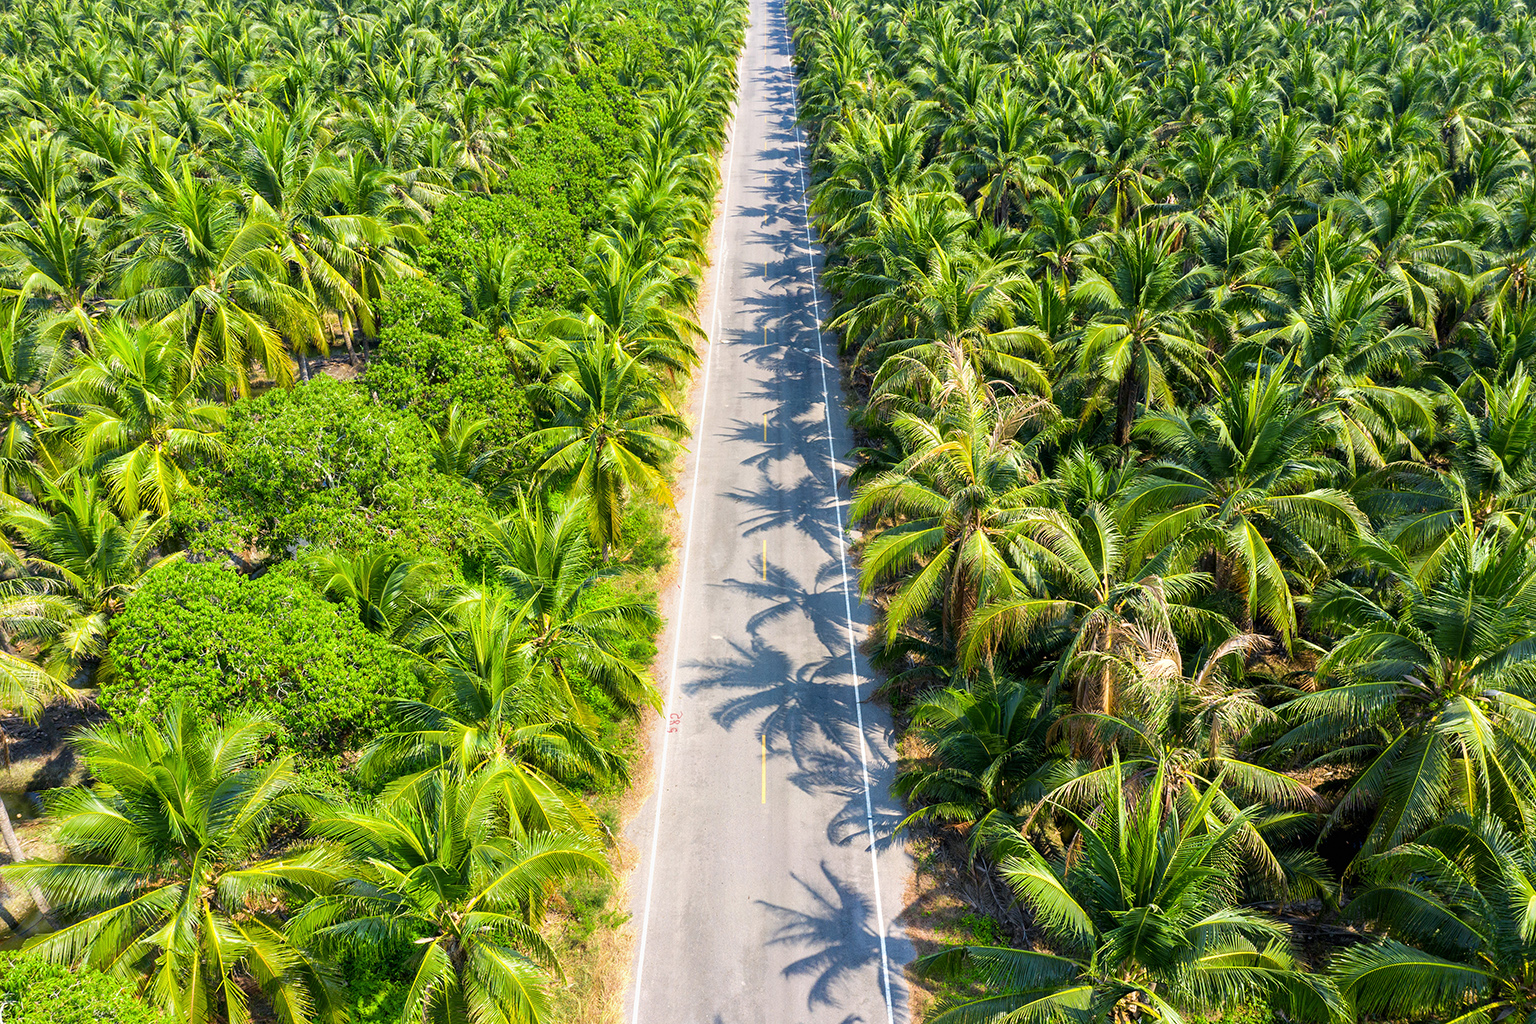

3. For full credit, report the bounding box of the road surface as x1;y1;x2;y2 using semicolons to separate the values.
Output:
625;1;913;1022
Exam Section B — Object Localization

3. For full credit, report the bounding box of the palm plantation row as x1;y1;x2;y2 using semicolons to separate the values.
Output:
786;0;1536;1019
0;0;746;1021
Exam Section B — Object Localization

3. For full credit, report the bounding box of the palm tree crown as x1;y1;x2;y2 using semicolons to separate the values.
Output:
5;706;340;1024
294;767;607;1024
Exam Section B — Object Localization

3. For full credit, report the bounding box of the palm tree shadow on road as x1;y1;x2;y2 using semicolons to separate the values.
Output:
757;861;911;1020
682;621;905;851
722;472;845;564
683;633;859;771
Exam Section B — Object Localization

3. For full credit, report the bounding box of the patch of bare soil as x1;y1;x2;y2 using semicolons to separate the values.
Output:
0;699;105;939
244;333;369;391
898;824;1036;1021
311;356;364;382
1288;763;1359;789
547;712;646;1024
0;699;106;794
899;830;978;1021
1250;899;1371;973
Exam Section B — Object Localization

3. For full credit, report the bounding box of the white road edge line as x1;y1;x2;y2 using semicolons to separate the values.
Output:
627;28;742;1024
780;10;898;1024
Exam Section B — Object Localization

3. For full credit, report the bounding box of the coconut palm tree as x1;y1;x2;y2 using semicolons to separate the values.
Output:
1074;224;1222;448
292;766;607;1024
358;625;616;842
947;91;1055;228
1273;267;1435;470
837;246;1052;388
303;546;440;643
853;346;1041;652
0;298;70;498
378;594;618;766
49;318;226;515
1372;369;1536;556
1277;516;1536;861
893;670;1061;847
0;196;109;342
1332;813;1536;1023
458;494;662;714
1125;360;1368;644
1045;631;1326;888
1331;162;1476;336
919;767;1342;1023
119;166;318;397
4;706;341;1024
226;105;411;344
963;496;1224;704
0;473;177;678
543;237;703;377
442;238;536;342
811;108;952;244
606;143;714;270
427;403;503;486
526;340;686;557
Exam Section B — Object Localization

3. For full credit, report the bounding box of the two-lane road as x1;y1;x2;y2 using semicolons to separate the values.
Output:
625;1;912;1021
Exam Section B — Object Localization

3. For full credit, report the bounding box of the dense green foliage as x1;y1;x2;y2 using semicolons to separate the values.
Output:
1335;813;1536;1021
0;0;747;1018
103;561;421;756
368;277;536;450
194;375;493;556
295;765;609;1024
0;954;168;1024
786;0;1536;1016
0;0;686;387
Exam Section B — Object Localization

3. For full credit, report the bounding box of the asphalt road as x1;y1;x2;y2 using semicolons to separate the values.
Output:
624;2;914;1022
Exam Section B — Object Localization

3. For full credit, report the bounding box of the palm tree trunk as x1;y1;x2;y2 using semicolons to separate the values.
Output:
1114;360;1140;448
944;541;966;647
0;798;27;867
0;729;51;921
298;351;312;381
